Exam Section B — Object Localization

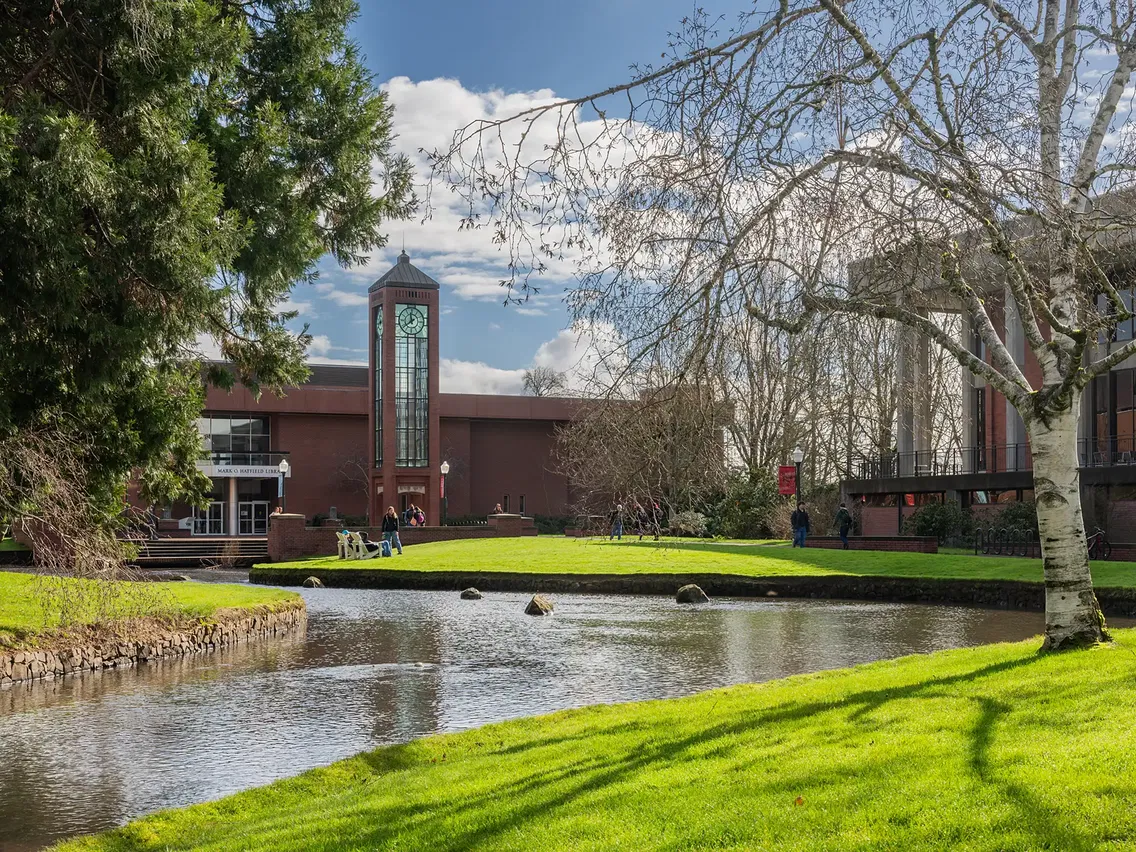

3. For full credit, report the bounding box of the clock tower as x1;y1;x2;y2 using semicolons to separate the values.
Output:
367;251;441;525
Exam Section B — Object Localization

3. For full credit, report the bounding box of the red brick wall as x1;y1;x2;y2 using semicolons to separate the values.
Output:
807;536;938;553
1109;499;1136;541
468;420;569;517
860;506;916;536
272;414;369;520
439;418;473;516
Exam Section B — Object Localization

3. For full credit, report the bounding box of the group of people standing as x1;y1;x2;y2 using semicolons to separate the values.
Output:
609;501;662;541
790;501;854;549
354;505;420;557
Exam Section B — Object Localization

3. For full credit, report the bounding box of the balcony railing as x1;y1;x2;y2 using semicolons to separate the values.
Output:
853;438;1136;480
853;444;1031;480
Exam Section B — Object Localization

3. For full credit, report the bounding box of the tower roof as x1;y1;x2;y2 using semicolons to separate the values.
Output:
368;251;440;291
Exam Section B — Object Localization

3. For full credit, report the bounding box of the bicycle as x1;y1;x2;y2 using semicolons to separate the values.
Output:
1087;526;1112;560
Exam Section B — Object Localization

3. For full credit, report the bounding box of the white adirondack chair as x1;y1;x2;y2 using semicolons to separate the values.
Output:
352;531;382;560
335;531;351;559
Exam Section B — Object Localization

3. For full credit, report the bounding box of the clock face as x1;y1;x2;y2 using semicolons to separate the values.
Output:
398;306;425;335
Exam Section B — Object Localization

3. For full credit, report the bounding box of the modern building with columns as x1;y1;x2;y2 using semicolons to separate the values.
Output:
843;270;1136;539
156;252;577;536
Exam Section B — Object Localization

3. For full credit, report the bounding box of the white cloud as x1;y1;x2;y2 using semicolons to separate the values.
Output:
315;281;369;307
440;358;525;394
438;322;627;396
515;307;547;316
344;77;589;304
308;356;368;366
308;334;333;357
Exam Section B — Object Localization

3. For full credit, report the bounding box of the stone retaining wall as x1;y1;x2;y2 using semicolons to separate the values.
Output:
249;567;1136;617
0;601;306;686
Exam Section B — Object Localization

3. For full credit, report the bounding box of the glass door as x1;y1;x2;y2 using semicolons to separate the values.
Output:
239;501;269;535
252;501;268;535
193;502;225;535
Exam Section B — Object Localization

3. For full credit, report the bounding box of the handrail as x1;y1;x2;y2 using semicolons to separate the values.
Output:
853;437;1136;480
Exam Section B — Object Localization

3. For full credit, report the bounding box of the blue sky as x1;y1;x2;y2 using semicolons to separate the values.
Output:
290;0;753;392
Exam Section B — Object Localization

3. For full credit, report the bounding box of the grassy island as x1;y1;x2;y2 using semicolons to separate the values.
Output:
253;536;1136;589
0;572;299;650
59;629;1136;851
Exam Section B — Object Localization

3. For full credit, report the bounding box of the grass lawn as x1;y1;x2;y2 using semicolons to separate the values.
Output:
0;537;29;551
255;536;1136;589
58;629;1136;851
0;572;298;648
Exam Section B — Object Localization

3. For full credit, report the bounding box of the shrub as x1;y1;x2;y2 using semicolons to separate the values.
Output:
671;510;709;537
533;515;572;535
990;500;1038;533
903;502;974;544
712;472;781;539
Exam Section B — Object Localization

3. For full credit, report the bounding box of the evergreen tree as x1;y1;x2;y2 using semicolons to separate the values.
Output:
0;1;412;527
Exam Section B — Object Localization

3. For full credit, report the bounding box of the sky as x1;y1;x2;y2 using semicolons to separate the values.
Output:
289;0;754;392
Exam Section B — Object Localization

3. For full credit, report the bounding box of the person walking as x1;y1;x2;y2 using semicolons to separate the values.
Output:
790;502;810;548
609;503;624;540
834;502;853;550
382;506;403;555
634;502;649;540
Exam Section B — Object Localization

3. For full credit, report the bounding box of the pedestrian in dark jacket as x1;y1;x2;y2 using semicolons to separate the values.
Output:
834;503;853;550
609;504;624;540
382;506;403;555
790;503;810;548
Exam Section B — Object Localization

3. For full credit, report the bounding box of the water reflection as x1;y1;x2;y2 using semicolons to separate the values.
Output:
0;587;1084;850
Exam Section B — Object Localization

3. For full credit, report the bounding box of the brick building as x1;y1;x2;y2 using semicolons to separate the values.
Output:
166;253;577;536
842;279;1136;539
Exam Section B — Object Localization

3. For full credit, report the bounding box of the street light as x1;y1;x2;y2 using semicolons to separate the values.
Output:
791;446;804;507
278;458;290;512
440;460;450;526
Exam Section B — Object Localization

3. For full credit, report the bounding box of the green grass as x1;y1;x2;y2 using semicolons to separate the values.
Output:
255;536;1136;588
58;630;1136;851
0;537;29;551
0;572;298;647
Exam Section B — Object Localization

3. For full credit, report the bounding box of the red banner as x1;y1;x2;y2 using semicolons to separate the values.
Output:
778;466;797;496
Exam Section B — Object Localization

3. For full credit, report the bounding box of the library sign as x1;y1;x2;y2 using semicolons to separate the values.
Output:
196;463;291;478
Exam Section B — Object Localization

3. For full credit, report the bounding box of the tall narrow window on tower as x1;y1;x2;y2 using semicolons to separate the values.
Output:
374;305;383;466
395;303;429;467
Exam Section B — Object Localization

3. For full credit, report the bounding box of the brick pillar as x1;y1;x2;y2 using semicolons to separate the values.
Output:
267;513;306;562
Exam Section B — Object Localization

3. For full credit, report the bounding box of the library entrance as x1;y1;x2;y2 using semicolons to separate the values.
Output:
238;501;269;536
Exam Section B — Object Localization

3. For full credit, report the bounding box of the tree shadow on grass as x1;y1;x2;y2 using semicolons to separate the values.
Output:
967;695;1104;852
344;655;1050;851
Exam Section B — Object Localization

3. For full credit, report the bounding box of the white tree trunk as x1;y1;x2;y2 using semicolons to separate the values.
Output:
1029;401;1108;650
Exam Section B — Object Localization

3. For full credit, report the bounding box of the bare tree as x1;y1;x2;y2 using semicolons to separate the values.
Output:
433;0;1136;649
557;376;728;516
336;451;371;497
522;366;568;397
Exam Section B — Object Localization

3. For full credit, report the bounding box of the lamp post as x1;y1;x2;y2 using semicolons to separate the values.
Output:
278;458;290;512
440;460;450;526
791;446;804;507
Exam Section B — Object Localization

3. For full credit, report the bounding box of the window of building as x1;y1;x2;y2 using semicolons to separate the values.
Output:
197;416;270;463
974;387;986;471
394;303;429;467
374;305;383;466
1094;373;1110;459
502;494;510;513
519;494;526;515
1114;368;1135;457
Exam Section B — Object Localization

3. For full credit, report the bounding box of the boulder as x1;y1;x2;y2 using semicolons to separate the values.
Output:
676;584;710;604
302;576;324;588
460;588;483;600
524;594;554;616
